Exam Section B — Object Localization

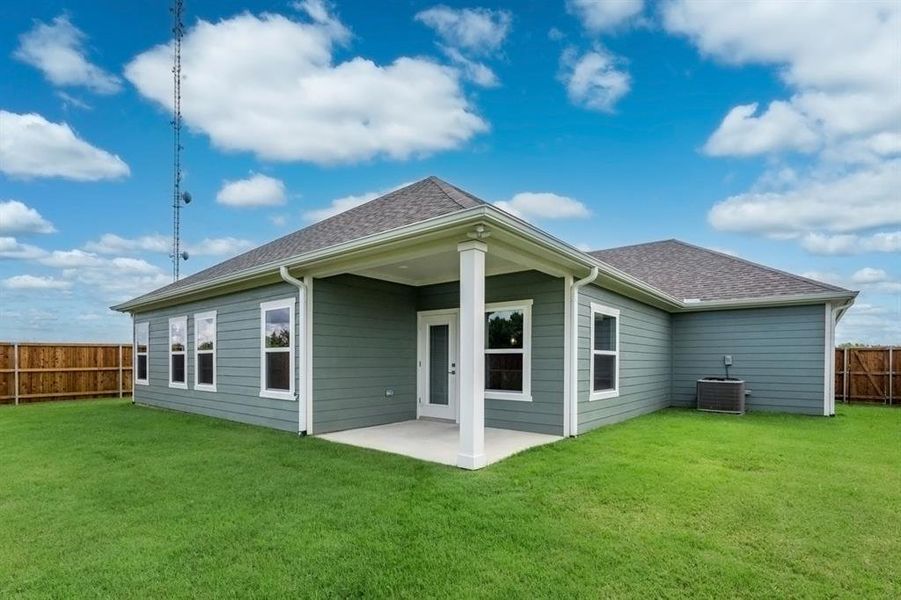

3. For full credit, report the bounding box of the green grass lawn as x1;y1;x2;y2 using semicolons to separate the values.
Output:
1;400;898;599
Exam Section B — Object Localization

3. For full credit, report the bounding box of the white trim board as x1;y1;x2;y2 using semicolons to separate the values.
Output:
168;315;188;390
259;297;296;401
589;302;620;402
193;310;217;393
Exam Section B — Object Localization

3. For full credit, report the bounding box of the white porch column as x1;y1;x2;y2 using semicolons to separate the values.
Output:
457;240;487;470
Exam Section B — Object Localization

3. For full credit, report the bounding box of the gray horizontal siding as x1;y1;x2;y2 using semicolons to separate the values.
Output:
672;304;826;414
133;282;301;432
312;275;417;434
418;270;565;436
578;283;672;433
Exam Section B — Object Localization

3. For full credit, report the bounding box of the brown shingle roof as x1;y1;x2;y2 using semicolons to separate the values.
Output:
123;176;485;306
590;239;851;301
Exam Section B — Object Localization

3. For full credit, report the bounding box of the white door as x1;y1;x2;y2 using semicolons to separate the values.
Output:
418;312;458;421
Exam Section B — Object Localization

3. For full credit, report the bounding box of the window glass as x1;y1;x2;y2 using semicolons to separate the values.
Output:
197;317;215;351
170;320;186;352
265;308;291;348
136;324;148;354
171;354;186;383
266;352;290;391
594;314;616;352
197;353;214;385
485;353;523;391
137;355;148;381
486;310;524;349
593;354;616;391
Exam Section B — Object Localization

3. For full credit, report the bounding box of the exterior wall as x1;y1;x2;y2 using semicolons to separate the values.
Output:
418;270;566;436
311;275;417;433
672;304;826;414
133;282;301;432
578;283;672;433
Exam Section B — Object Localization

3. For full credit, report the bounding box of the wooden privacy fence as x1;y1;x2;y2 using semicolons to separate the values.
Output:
835;347;899;405
0;342;132;405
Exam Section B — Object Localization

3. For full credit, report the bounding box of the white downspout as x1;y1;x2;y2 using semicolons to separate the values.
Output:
829;298;855;416
570;267;599;436
279;266;307;435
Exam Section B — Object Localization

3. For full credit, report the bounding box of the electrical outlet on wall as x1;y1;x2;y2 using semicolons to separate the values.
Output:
724;355;733;366
385;389;395;397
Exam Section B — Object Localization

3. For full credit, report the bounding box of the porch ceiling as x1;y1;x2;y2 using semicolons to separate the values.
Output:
352;249;526;286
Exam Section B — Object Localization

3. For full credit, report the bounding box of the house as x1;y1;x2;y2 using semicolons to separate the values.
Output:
112;177;857;469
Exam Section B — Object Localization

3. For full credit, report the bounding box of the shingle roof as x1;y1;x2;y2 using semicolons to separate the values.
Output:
590;239;851;302
125;176;486;305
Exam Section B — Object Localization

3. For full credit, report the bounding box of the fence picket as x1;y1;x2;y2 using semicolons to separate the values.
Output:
0;342;132;404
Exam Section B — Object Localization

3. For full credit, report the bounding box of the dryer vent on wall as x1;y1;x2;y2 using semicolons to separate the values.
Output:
697;378;745;414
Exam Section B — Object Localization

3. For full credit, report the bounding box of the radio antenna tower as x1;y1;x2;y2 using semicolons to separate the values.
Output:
170;0;191;280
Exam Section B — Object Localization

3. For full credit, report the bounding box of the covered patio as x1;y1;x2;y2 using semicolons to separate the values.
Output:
318;419;562;467
301;212;587;469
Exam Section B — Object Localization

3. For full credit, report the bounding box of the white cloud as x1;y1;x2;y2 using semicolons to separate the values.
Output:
303;181;413;222
851;267;888;285
269;214;288;227
125;11;487;165
560;48;631;113
665;1;901;256
14;15;121;94
566;0;644;32
216;173;287;207
441;46;499;88
0;237;47;260
800;231;901;256
2;274;72;290
188;237;255;257
82;232;254;258
62;257;171;301
703;102;820;156
0;200;56;235
0;111;130;181
708;160;901;236
663;1;901;160
84;233;169;255
37;249;103;268
415;6;512;54
495;192;590;221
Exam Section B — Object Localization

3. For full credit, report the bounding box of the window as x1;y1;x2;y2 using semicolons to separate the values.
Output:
260;298;295;400
590;303;620;401
135;322;149;385
484;300;532;401
169;316;188;388
194;310;216;392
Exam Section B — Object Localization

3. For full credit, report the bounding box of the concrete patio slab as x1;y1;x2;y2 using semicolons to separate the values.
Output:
318;419;562;468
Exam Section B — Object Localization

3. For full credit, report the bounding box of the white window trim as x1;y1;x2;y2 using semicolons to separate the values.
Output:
168;315;188;389
194;310;217;393
589;302;620;401
260;297;295;401
484;299;532;402
134;321;149;386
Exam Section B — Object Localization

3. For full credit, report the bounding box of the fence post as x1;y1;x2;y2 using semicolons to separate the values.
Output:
890;347;894;406
118;345;123;398
13;343;19;406
842;347;848;404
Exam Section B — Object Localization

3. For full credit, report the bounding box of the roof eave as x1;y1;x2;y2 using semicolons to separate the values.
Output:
112;206;498;312
678;290;859;312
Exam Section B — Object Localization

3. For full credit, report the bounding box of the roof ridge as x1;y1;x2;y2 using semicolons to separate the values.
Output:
427;176;487;209
667;239;850;293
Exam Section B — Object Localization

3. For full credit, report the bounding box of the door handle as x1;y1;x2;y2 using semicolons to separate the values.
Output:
449;370;456;375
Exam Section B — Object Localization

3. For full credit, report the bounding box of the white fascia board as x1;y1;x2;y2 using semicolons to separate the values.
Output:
678;290;859;312
110;202;858;315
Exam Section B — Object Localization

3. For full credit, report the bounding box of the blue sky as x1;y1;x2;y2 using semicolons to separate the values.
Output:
1;0;899;343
